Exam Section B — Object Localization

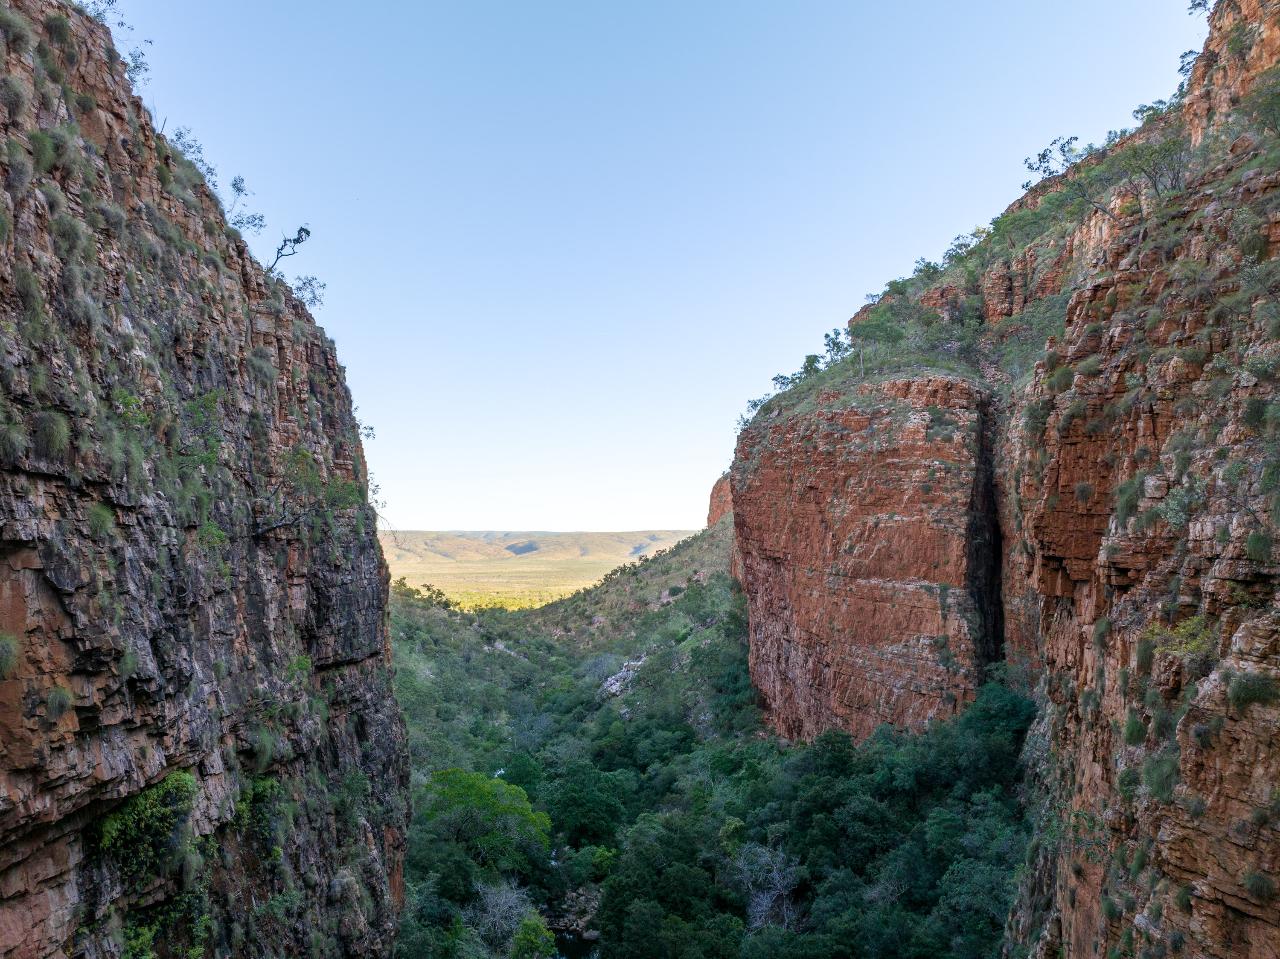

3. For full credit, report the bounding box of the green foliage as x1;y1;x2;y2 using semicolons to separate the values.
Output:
197;520;227;550
510;913;556;959
29;129;56;174
394;527;1034;956
1046;364;1074;394
417;768;550;875
1155;474;1206;529
1244;870;1277;902
1118;767;1140;802
123;918;157;959
96;200;126;234
284;654;312;683
1174;884;1192;912
1227;672;1280;712
1092;617;1111;647
1123;709;1146;746
1142;754;1180;802
1135;636;1156;676
1115;474;1145;525
392;576;456;610
1148;616;1207;652
1024;399;1052;439
50;212;86;260
0;632;19;678
0;7;33;53
33;410;70;459
95;771;199;890
1246;529;1273;562
1242;65;1280;137
46;684;73;720
0;76;25;119
43;13;71;47
86;502;115;539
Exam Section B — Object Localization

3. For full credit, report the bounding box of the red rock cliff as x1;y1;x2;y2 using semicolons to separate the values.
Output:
0;3;408;957
733;376;1001;741
731;1;1280;955
707;473;733;527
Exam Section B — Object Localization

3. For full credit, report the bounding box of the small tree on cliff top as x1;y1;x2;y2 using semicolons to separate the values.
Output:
848;314;905;377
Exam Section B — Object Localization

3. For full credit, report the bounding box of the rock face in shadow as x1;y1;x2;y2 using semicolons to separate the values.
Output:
0;4;407;956
731;2;1280;956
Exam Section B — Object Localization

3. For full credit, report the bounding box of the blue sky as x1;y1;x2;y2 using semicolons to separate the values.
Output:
114;1;1207;531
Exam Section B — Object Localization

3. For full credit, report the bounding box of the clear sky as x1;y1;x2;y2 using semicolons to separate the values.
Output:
112;1;1208;531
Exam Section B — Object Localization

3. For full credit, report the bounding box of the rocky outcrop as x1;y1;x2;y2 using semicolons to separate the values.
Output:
1184;0;1280;144
732;376;1002;741
706;474;732;527
732;1;1280;956
0;3;407;957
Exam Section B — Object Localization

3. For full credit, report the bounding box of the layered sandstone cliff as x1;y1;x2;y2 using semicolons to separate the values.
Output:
0;3;407;957
733;376;1001;740
732;1;1280;955
706;473;732;528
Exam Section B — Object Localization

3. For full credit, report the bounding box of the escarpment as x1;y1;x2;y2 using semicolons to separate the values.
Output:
0;3;408;957
732;1;1280;956
733;375;1002;741
706;473;732;527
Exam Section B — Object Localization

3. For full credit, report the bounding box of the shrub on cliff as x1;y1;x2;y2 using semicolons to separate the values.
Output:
86;503;116;539
32;410;70;459
0;632;18;678
46;685;73;721
0;409;28;464
1227;671;1280;712
0;7;33;53
1242;66;1280;137
94;770;199;890
1243;869;1277;902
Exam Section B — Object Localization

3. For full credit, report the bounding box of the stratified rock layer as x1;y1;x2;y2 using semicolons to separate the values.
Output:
733;376;1001;741
0;3;407;957
732;1;1280;956
706;474;732;527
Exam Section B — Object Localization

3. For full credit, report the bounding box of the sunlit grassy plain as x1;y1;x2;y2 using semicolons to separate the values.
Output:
378;529;698;608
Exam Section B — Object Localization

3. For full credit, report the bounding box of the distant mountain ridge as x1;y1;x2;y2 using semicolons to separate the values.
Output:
379;530;697;608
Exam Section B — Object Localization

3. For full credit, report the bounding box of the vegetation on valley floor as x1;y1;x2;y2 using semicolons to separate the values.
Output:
393;523;1037;959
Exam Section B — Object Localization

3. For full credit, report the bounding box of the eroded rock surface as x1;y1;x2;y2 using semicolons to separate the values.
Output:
0;4;407;956
733;376;1001;741
732;2;1280;956
706;473;732;527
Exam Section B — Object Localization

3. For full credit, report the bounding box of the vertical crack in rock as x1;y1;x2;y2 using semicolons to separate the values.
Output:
967;395;1005;676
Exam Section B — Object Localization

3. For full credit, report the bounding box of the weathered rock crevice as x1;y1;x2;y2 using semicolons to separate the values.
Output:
729;2;1280;956
968;397;1006;676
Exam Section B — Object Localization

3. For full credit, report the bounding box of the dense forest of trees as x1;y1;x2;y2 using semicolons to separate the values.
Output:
391;530;1036;959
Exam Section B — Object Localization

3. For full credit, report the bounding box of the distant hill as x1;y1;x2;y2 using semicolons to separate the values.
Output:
378;530;698;608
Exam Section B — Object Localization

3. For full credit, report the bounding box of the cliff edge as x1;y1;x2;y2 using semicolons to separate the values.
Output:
732;1;1280;955
0;3;408;956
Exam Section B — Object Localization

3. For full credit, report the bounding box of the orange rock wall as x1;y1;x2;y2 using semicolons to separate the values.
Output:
731;2;1280;955
732;376;1001;741
707;473;733;527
